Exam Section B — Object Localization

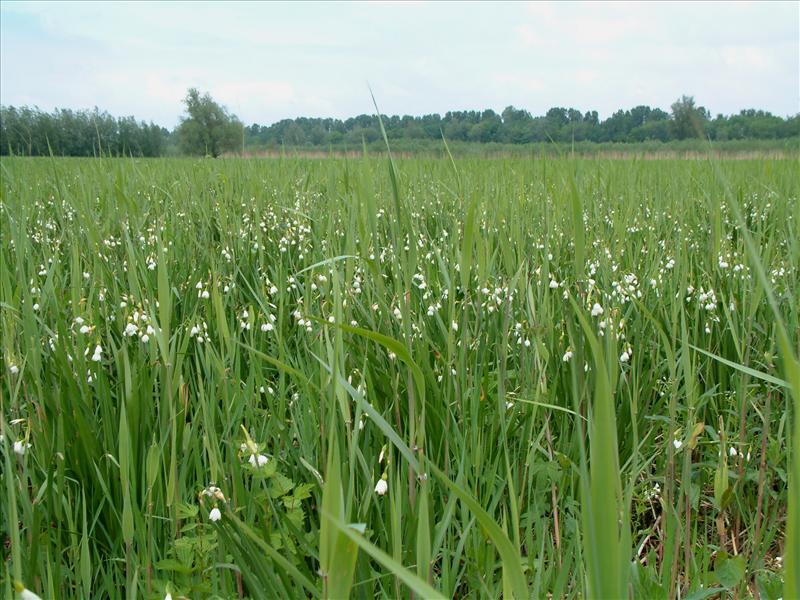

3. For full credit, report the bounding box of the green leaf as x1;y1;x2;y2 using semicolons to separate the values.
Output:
325;511;447;600
714;553;745;589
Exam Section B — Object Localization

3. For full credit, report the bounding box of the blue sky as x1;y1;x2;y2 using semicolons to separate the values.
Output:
1;1;798;127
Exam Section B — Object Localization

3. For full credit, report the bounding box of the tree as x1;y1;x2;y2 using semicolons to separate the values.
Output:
177;88;242;157
670;95;709;140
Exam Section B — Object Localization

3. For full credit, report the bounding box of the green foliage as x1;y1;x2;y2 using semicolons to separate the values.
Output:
0;154;796;598
0;105;167;156
176;88;243;157
670;95;711;140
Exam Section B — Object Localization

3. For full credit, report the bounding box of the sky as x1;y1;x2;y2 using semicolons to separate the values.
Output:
1;1;798;127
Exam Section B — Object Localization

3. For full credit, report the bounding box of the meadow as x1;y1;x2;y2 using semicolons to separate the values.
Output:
1;153;798;599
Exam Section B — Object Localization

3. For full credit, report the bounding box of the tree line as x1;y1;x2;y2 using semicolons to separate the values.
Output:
0;106;168;157
1;91;798;157
247;97;799;149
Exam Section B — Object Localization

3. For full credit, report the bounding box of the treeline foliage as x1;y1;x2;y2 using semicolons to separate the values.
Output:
2;94;798;157
247;96;799;149
0;106;168;156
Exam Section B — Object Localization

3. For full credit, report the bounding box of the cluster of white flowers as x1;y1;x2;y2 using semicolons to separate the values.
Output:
619;345;633;364
123;309;155;343
188;322;209;343
74;316;92;335
240;441;269;469
195;281;210;299
611;273;641;304
644;482;661;501
512;322;531;348
728;445;752;461
293;310;314;333
479;283;513;313
260;313;277;332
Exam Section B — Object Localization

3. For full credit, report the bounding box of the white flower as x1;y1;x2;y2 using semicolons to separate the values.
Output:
13;583;43;600
248;453;269;468
201;290;210;299
9;364;19;375
549;279;559;289
13;440;30;456
261;323;273;332
75;316;84;325
124;323;138;337
374;478;388;496
209;507;222;522
673;439;683;450
591;303;604;317
620;351;630;363
729;446;738;457
91;345;103;362
32;303;40;311
451;321;458;331
562;350;573;362
140;334;150;343
164;593;172;600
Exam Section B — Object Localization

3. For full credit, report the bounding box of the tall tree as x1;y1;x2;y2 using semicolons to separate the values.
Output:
177;88;242;157
670;95;709;140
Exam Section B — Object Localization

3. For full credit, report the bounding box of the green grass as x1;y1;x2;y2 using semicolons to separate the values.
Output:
1;155;797;599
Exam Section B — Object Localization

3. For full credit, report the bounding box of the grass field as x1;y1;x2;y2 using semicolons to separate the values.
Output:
1;154;798;599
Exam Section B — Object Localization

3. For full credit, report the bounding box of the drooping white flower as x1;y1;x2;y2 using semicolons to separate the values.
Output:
673;439;683;450
248;453;269;468
13;582;43;600
620;351;630;363
729;446;738;458
374;478;388;496
140;334;150;344
13;440;30;456
9;364;19;375
562;350;573;362
591;303;604;317
549;279;559;289
209;507;222;522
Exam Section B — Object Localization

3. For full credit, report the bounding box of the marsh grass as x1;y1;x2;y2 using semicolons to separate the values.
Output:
1;153;797;598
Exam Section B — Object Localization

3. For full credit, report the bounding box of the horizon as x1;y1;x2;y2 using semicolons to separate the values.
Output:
3;94;798;131
2;1;798;128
